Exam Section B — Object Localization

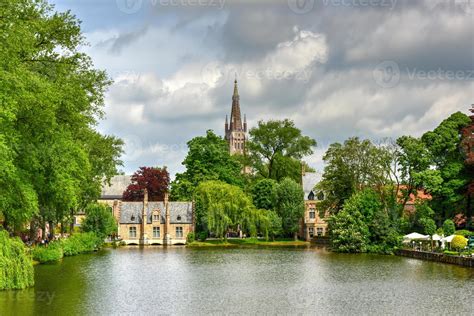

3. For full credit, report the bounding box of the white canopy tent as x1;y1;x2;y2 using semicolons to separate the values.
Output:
403;232;430;243
432;234;443;241
442;235;455;243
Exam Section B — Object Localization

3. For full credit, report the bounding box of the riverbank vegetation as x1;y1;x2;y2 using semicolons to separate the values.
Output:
187;238;309;248
32;232;103;263
324;111;473;253
0;231;34;290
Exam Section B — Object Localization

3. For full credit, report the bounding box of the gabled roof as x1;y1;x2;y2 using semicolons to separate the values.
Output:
119;201;193;224
302;172;322;200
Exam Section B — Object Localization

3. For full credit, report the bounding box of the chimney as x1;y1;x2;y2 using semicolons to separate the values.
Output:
141;188;148;244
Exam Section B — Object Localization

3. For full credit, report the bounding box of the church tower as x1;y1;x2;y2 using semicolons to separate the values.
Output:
225;79;247;155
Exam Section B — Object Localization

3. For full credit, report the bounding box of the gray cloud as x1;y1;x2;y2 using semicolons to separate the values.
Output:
51;0;474;176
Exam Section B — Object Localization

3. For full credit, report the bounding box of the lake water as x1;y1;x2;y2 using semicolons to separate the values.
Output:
1;246;473;315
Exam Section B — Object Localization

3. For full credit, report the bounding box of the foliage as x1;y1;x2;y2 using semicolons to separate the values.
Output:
81;203;117;239
0;0;123;233
251;179;277;210
194;181;266;239
454;230;474;237
442;219;456;236
123;167;170;201
275;178;305;239
319;137;396;212
61;232;102;256
198;231;208;242
186;232;195;243
451;235;468;251
247;119;316;180
32;232;101;263
328;207;369;253
421;112;471;222
266;210;283;241
32;243;63;263
171;130;243;201
0;230;34;290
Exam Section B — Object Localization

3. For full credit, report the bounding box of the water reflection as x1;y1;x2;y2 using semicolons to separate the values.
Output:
1;246;472;315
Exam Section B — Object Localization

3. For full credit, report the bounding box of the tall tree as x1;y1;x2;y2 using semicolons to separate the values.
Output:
247;119;316;180
171;130;243;201
275;178;305;240
123;167;170;201
194;180;266;238
421;112;471;222
0;0;123;233
251;179;277;210
318;137;395;212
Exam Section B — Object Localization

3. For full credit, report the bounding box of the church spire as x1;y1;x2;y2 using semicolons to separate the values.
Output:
230;79;242;131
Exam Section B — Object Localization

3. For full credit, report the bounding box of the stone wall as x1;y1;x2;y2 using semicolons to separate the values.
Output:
396;249;474;268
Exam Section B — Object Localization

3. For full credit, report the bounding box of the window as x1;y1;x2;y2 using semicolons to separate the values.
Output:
130;215;135;222
176;227;183;238
309;227;314;238
177;215;182;222
153;227;160;238
309;210;316;219
129;227;137;238
153;214;160;222
317;227;324;237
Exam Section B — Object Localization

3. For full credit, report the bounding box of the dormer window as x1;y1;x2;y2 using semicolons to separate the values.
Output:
153;214;160;222
131;215;135;222
308;191;315;200
177;215;182;222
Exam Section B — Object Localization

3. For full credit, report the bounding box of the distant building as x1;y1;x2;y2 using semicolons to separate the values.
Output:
225;79;247;155
299;171;329;241
95;175;194;245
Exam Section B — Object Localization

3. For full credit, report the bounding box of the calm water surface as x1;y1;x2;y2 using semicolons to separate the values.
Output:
1;246;473;315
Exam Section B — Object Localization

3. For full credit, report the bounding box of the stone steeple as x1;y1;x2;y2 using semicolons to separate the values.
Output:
225;79;247;155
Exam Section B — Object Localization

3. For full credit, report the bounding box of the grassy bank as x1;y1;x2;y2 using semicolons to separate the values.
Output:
31;232;103;263
187;238;309;248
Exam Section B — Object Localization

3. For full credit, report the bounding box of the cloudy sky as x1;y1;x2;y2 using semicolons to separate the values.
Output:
51;0;474;177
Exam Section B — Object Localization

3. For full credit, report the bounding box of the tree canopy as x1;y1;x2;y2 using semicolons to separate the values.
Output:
171;130;244;201
123;167;170;201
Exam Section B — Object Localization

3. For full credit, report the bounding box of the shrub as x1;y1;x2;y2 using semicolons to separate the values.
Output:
0;230;35;290
454;230;473;237
32;242;63;263
186;232;195;243
451;235;468;251
442;219;456;236
61;232;102;256
198;231;208;242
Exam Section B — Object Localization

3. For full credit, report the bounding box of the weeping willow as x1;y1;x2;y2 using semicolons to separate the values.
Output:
0;230;34;290
196;181;271;239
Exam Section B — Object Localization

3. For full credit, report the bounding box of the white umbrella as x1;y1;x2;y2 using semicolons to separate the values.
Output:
432;234;443;241
403;232;430;241
442;235;455;243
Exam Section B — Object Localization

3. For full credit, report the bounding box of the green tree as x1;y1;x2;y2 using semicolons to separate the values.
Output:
319;137;395;212
266;210;283;241
251;179;277;210
194;181;262;238
247;119;316;180
275;178;304;240
328;207;369;253
442;219;456;236
421;112;471;222
0;0;123;235
171;130;243;201
81;203;117;239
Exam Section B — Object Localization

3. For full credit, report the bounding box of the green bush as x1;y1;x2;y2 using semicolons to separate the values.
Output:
0;230;35;290
186;232;195;243
61;232;102;256
443;250;459;256
442;219;455;236
454;230;473;237
32;242;63;263
198;231;208;242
